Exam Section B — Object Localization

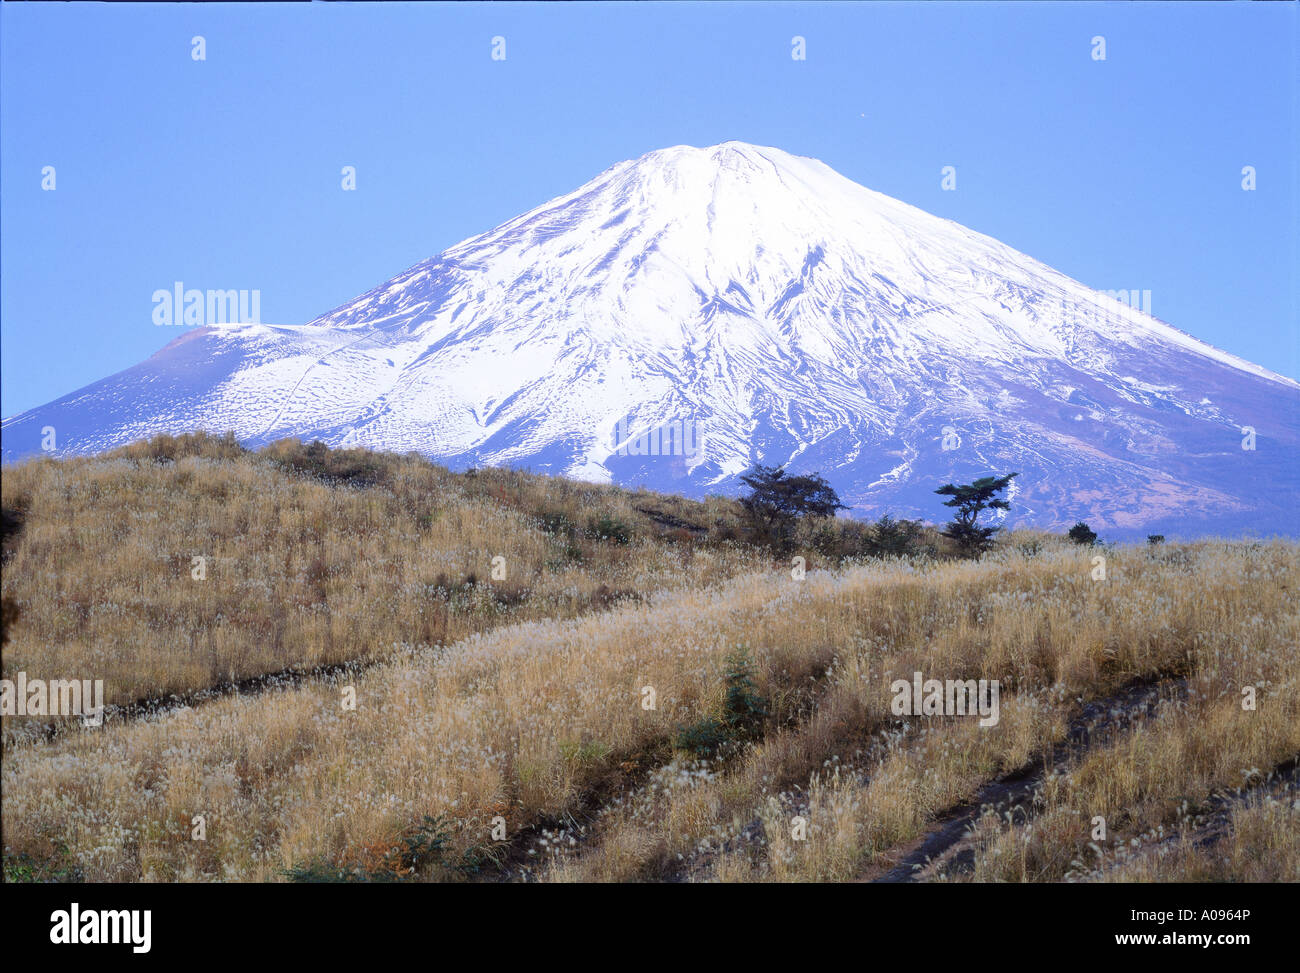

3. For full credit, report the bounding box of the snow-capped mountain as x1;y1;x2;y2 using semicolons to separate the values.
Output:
4;142;1297;536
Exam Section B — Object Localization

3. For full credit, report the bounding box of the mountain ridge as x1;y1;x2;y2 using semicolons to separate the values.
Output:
4;142;1297;537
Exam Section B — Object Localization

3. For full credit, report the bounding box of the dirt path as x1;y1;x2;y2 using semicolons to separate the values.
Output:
860;674;1188;883
1090;755;1298;878
2;656;382;749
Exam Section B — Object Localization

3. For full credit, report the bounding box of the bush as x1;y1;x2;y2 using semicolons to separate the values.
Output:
675;651;768;757
114;430;247;464
710;523;743;545
720;651;768;735
589;583;641;610
2;848;83;883
803;513;933;562
868;514;928;557
674;717;730;758
539;511;576;536
1067;521;1098;545
1147;534;1165;545
282;814;490;882
586;514;631;544
2;499;29;559
263;438;386;488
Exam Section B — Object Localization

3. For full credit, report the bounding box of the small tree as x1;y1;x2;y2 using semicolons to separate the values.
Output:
1147;534;1165;546
869;514;927;558
934;473;1018;555
739;465;846;552
1067;521;1098;545
675;650;768;757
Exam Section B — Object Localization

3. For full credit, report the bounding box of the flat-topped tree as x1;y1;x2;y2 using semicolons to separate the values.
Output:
934;473;1018;555
739;464;846;552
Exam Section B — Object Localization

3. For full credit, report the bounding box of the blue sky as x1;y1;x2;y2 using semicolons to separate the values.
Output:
2;1;1295;417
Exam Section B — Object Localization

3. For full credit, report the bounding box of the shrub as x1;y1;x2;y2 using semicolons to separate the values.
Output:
282;814;474;882
398;814;456;875
710;523;743;545
490;582;530;610
1;500;28;558
589;583;641;610
281;858;371;883
539;511;576;536
802;513;933;562
720;651;768;736
559;739;613;767
2;848;83;883
1067;521;1098;545
586;514;631;544
808;520;846;558
666;526;697;546
674;717;730;758
263;438;386;488
0;501;26;646
113;430;247;464
869;514;928;557
675;651;768;757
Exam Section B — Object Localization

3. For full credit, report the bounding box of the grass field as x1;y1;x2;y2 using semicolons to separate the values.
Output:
2;435;1296;882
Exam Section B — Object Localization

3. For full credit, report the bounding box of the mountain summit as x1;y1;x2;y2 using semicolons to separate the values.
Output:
4;142;1297;535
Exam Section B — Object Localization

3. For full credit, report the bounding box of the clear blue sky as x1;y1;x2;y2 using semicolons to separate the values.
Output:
2;1;1295;417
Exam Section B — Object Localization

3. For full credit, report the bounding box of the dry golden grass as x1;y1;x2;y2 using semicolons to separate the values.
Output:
955;648;1300;883
1101;788;1300;882
2;438;1295;883
1;433;767;720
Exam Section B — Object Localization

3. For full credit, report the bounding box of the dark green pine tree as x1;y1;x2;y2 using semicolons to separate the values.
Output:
1068;521;1099;545
934;472;1018;555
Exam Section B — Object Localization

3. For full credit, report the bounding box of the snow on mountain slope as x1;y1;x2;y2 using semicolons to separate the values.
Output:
4;142;1297;536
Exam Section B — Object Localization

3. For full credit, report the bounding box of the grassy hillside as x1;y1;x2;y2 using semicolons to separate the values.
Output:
1;433;775;717
1;436;1295;883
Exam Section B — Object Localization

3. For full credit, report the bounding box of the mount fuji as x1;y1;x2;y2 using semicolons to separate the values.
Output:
4;142;1297;536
